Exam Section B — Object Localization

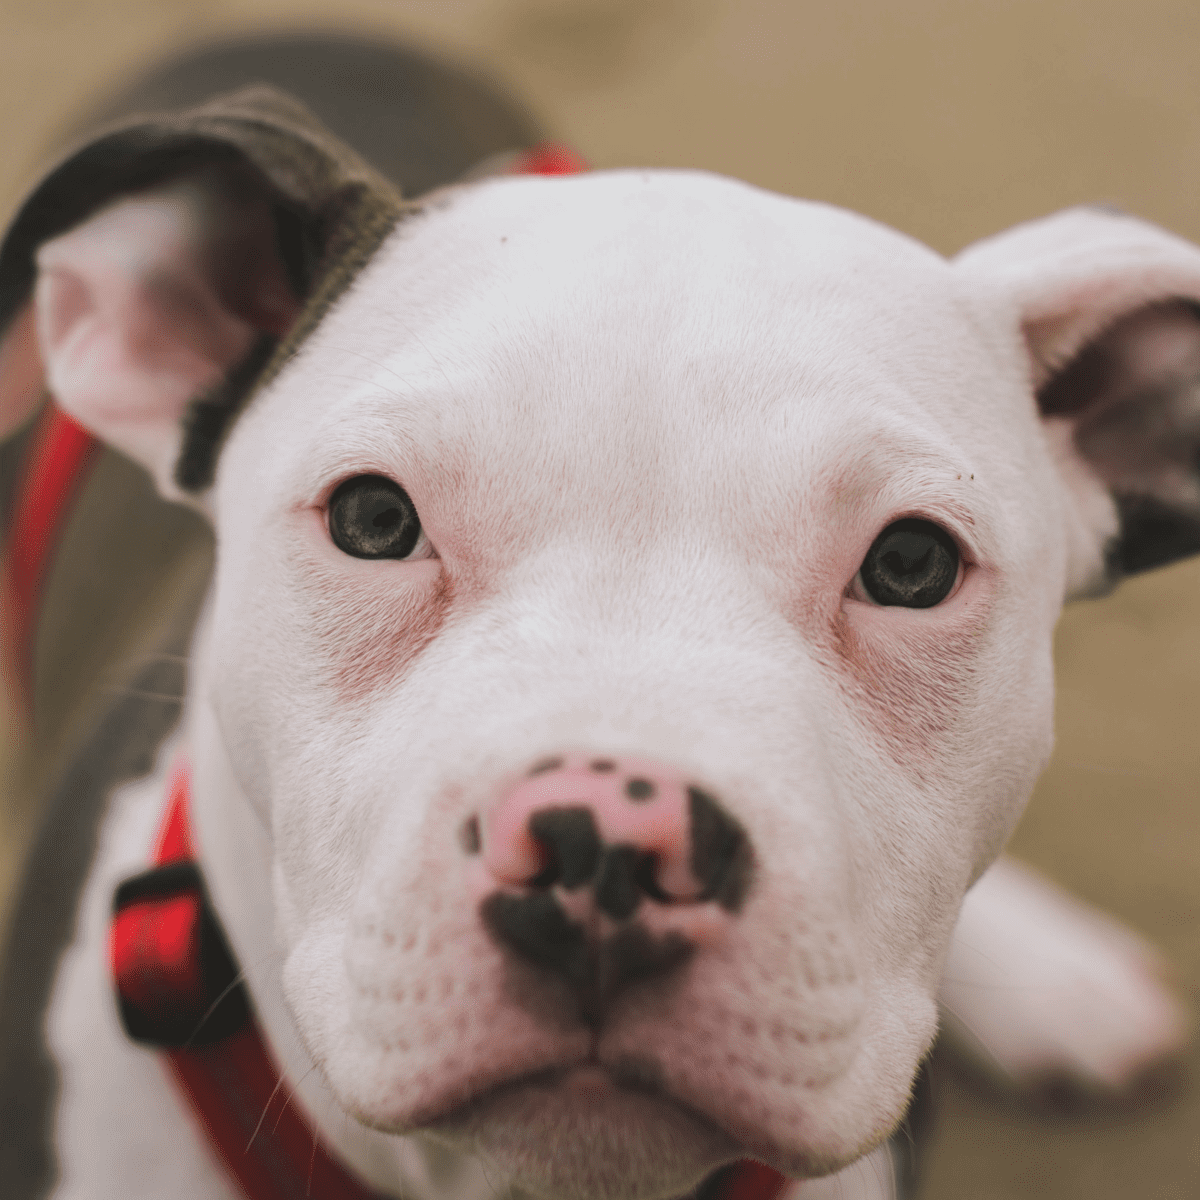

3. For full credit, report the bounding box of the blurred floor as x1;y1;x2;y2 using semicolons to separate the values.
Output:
1;2;1198;1196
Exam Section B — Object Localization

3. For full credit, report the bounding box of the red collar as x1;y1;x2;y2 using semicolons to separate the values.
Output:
111;761;391;1199
109;763;790;1200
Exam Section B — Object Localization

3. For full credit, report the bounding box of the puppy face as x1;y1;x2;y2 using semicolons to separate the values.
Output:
8;76;1200;1200
199;171;1063;1196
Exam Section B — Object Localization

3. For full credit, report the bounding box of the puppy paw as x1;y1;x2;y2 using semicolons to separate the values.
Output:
938;855;1190;1100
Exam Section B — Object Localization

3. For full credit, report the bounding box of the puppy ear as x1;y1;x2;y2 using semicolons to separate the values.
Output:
957;208;1200;598
0;85;403;505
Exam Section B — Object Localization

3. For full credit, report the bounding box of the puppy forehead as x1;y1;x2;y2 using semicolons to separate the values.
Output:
388;169;963;344
236;170;1015;501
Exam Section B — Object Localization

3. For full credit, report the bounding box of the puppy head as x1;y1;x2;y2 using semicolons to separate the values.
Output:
6;94;1200;1199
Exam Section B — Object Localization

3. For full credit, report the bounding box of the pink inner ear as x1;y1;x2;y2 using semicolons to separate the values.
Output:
0;302;47;440
1102;301;1200;394
30;180;301;492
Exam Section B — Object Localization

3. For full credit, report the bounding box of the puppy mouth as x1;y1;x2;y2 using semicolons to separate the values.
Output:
420;1053;722;1130
472;1054;679;1102
423;1059;748;1200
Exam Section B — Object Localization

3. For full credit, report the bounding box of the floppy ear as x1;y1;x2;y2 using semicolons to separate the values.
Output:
0;85;404;506
957;208;1200;598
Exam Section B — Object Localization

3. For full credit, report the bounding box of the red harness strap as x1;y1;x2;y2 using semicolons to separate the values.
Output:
506;143;590;176
112;761;390;1200
3;403;99;695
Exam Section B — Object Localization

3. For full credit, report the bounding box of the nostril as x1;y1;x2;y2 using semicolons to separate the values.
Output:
592;846;671;918
527;807;601;889
624;778;656;801
594;846;643;919
688;785;753;911
527;848;558;889
632;852;669;903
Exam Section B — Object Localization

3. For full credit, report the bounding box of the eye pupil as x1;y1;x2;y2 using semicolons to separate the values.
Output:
881;542;933;577
329;476;422;560
860;519;959;607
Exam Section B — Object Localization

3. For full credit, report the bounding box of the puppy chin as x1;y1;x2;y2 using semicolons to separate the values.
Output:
428;1068;743;1200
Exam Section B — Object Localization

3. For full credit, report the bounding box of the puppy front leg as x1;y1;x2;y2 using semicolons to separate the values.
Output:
938;854;1189;1097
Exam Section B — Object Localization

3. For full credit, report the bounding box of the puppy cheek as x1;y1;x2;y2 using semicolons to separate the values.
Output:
295;556;452;706
827;605;987;767
204;605;291;825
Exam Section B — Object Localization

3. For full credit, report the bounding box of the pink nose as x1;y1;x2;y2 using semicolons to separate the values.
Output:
478;753;750;917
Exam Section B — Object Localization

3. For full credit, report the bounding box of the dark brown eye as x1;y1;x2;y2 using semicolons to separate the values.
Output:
858;518;959;607
328;475;422;560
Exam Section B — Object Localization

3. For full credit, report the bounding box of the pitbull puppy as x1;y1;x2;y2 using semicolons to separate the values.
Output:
0;82;1195;1200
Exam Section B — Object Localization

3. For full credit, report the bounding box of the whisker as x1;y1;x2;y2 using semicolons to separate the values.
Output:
473;1132;508;1200
274;1062;319;1136
247;1070;291;1154
184;968;248;1048
308;1126;318;1197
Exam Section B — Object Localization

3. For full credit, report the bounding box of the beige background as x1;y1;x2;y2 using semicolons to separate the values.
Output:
1;1;1198;1197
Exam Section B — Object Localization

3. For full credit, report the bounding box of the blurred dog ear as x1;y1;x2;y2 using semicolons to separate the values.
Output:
958;207;1200;598
0;85;404;506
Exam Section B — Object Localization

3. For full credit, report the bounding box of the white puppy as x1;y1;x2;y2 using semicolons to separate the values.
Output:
0;87;1193;1200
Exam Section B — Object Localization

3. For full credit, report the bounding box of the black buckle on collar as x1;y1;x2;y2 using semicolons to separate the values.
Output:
111;861;250;1047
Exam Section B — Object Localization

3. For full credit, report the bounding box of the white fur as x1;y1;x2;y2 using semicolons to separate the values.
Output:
37;170;1194;1200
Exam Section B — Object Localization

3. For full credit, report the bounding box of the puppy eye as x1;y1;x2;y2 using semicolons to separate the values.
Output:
856;518;960;608
328;475;423;560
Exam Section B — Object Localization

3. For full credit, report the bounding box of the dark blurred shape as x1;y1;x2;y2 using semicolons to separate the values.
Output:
74;31;546;198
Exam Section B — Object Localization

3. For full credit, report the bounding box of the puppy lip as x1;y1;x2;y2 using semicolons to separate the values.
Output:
407;1062;753;1200
414;1057;770;1160
377;1054;687;1126
451;1055;671;1108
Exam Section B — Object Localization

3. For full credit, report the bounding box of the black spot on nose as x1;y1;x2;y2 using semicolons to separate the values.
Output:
624;778;655;801
458;814;480;855
688;786;753;911
528;807;602;889
529;756;564;776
